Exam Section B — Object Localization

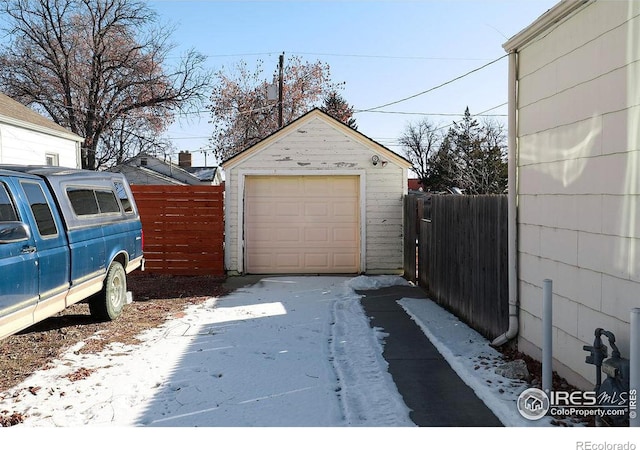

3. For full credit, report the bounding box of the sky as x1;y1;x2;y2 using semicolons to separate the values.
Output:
147;0;560;167
2;274;635;446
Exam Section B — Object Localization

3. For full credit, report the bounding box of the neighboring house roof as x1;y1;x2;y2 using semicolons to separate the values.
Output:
0;92;84;142
503;0;590;51
221;108;412;170
110;152;217;185
116;164;188;185
184;166;223;183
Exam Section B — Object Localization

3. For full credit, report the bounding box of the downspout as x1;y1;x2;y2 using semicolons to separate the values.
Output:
492;49;519;347
75;141;82;169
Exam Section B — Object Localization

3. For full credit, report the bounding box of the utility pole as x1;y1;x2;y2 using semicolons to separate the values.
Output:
278;52;284;128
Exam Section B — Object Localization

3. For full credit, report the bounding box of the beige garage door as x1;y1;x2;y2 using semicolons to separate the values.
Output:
244;175;360;274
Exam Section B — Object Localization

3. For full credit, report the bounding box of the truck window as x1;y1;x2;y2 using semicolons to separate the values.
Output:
95;190;120;213
20;181;58;237
67;189;99;216
113;181;133;213
0;183;18;222
67;188;121;216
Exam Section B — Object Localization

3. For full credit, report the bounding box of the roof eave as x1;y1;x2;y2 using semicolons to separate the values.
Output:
123;165;188;185
222;108;412;171
0;113;84;143
503;0;592;52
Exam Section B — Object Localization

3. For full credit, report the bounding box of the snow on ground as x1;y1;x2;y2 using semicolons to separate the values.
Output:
2;275;635;448
0;276;412;427
398;296;544;427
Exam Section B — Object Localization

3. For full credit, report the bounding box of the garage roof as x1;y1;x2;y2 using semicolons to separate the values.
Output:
221;108;412;170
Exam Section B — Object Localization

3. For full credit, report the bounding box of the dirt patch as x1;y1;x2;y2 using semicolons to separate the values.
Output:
0;272;227;426
499;345;596;427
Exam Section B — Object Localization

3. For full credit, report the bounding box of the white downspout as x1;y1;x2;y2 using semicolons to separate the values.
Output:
492;50;519;347
75;141;82;169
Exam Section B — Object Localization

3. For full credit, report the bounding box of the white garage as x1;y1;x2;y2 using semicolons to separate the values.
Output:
222;108;412;275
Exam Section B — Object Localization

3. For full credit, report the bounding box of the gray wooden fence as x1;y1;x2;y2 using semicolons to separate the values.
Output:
404;193;509;340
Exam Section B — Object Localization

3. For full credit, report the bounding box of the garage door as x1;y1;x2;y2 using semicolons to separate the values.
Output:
244;175;360;273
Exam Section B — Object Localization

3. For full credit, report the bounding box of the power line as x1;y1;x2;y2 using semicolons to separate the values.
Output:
476;103;508;115
166;50;497;62
285;51;496;61
358;110;507;117
163;103;509;144
431;103;508;132
356;54;508;112
175;103;508;120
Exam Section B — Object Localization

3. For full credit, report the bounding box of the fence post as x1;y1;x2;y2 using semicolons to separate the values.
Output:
418;218;430;291
403;194;418;282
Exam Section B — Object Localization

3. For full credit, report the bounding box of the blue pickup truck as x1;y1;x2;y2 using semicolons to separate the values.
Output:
0;166;144;340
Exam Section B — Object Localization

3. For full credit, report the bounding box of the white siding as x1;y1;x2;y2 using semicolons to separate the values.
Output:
516;0;640;388
224;114;408;275
0;123;79;167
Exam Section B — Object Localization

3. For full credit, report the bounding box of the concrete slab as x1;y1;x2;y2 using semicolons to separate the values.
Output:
359;285;503;427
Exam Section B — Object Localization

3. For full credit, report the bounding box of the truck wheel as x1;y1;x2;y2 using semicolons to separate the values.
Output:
90;261;127;321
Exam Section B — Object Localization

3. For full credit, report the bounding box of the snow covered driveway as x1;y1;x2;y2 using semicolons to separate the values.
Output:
0;276;413;427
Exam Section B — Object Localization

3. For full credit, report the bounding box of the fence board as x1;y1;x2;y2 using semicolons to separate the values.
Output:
403;195;418;282
404;193;508;340
131;185;225;276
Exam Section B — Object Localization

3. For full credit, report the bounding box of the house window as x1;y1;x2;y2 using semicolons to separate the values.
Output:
45;153;59;166
140;158;148;167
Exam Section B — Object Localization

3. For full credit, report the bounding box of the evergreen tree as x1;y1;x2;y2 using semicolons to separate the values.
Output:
321;91;357;129
445;107;507;194
401;107;507;194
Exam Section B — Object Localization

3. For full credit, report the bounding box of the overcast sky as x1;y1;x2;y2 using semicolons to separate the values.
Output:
148;0;559;166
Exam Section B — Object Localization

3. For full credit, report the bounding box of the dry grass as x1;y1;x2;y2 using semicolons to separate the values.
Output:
0;272;226;404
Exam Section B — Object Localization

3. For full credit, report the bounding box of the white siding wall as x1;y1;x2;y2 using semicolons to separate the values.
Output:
516;1;640;388
224;116;408;274
0;123;79;167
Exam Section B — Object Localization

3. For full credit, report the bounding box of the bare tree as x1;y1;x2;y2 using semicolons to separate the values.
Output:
439;108;507;194
402;109;507;194
475;117;508;194
0;0;212;169
399;118;443;191
99;114;175;167
209;55;342;162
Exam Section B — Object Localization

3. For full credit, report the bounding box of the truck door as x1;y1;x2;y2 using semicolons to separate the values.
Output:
0;179;38;318
19;180;70;305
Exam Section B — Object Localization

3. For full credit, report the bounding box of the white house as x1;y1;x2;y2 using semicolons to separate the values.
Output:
0;93;83;167
221;108;412;275
503;0;640;389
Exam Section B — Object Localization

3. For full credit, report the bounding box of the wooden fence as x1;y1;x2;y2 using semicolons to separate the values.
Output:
131;185;225;276
404;193;508;340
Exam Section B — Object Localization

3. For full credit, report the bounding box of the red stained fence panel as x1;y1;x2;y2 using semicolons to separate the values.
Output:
131;185;225;276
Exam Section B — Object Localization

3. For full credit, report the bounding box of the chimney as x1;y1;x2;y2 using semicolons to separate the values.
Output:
178;151;192;168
